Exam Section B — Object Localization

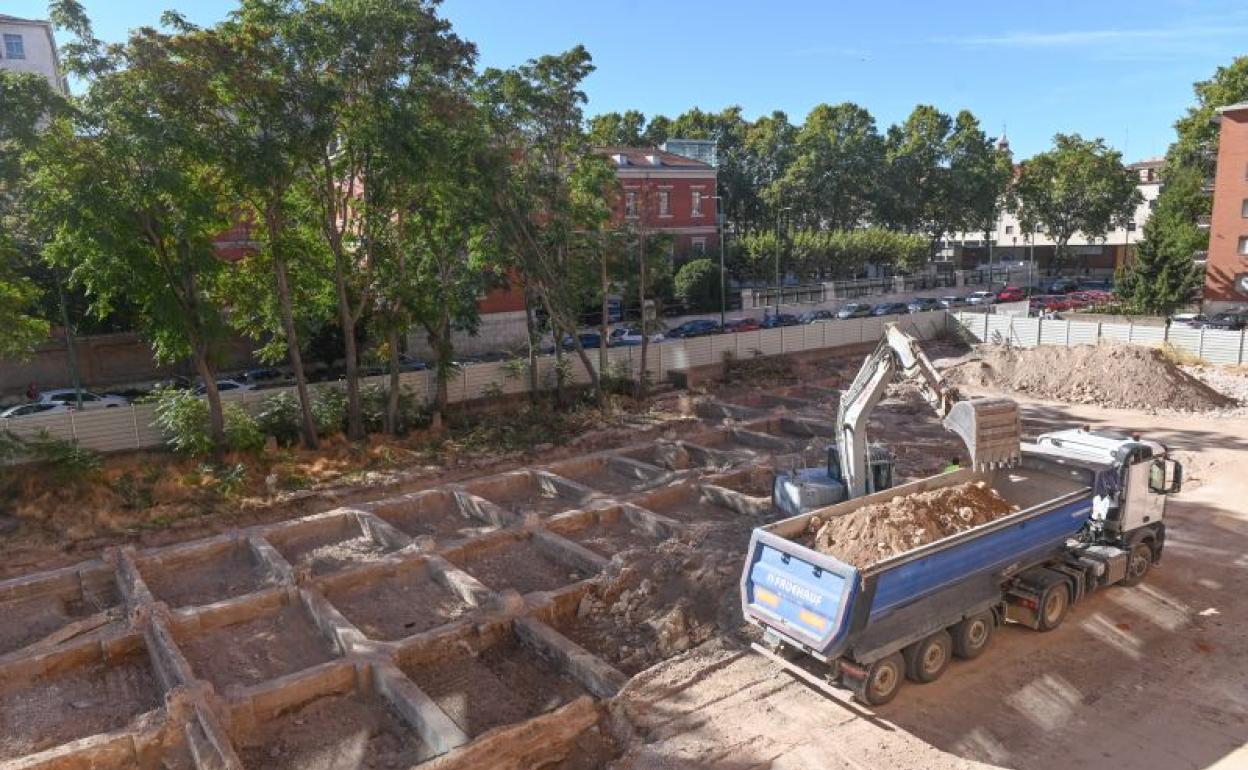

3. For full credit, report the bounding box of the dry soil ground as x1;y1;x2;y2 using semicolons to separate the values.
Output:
610;392;1248;770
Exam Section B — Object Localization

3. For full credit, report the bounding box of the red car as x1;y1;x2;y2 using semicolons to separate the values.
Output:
722;317;761;333
995;286;1027;302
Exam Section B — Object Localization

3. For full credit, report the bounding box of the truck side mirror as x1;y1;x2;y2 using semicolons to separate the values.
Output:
1149;459;1182;494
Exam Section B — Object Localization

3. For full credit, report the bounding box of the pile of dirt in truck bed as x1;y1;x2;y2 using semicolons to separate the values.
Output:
805;481;1016;567
945;343;1236;411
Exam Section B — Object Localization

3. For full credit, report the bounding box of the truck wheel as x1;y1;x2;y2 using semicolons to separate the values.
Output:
905;631;952;683
854;652;905;706
952;612;994;659
1037;582;1070;632
1118;543;1153;587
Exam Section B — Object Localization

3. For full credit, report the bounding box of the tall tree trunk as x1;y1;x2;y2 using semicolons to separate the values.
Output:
191;345;225;452
270;238;318;450
431;310;454;420
385;325;401;435
599;244;609;401
332;270;364;441
637;233;649;399
523;286;540;402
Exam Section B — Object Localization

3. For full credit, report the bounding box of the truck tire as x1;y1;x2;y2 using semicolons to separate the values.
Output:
1036;582;1070;632
1118;543;1153;587
854;652;905;707
904;630;952;683
952;612;994;659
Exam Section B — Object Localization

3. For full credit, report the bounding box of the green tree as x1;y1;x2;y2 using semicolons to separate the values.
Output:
775;103;883;231
674;258;722;312
878;105;952;237
0;71;60;359
1116;166;1203;314
1011;133;1141;273
31;20;234;446
587;110;646;146
947;111;1013;244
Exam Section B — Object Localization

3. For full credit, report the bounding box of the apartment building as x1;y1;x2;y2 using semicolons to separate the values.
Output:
1204;102;1248;311
0;14;66;93
598;145;720;261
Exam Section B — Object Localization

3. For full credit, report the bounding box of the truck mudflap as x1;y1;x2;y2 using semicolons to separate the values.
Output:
740;528;861;658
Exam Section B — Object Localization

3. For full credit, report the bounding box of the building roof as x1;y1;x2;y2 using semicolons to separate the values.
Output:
595;146;714;170
1215;101;1248;115
0;14;51;25
1128;158;1164;169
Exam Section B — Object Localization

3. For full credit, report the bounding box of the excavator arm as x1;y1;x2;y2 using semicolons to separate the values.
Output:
836;324;1021;498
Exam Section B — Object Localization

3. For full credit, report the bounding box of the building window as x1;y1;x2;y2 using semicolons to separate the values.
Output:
1127;221;1136;232
1242;199;1248;218
1240;236;1248;256
658;190;671;217
692;238;706;256
625;191;637;218
3;34;25;60
1004;225;1013;235
1149;199;1158;211
691;191;703;217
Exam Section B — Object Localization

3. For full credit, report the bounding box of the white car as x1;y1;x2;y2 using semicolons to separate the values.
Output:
966;291;997;305
35;389;129;410
609;326;666;346
0;402;71;419
192;379;253;396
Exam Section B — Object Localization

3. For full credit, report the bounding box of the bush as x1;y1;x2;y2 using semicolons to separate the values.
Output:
359;383;428;434
19;429;101;481
674;258;722;313
312;386;347;436
224;404;266;452
153;389;215;456
255;392;302;446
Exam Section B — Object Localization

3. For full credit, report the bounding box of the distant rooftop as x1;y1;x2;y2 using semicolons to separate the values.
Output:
0;14;51;25
661;138;718;168
595;146;715;170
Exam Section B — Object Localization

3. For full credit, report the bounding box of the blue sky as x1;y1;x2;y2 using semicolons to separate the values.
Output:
9;0;1246;159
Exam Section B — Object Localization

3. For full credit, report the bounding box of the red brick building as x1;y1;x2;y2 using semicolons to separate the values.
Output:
1205;102;1248;309
597;145;720;261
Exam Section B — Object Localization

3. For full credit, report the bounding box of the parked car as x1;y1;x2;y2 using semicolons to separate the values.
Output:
560;332;603;350
870;302;910;317
1169;313;1204;329
192;379;253;396
995;286;1027;303
761;313;801;328
1198;311;1248;331
236;367;288;388
906;297;943;313
0;402;70;420
1044;277;1079;294
835;303;873;319
397;354;428;371
966;291;996;305
608;324;666;346
721;317;761;333
35;388;129;410
666;319;722;338
939;295;967;308
799;309;836;324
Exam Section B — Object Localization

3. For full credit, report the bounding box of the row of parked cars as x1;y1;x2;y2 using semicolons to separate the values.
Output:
1171;307;1248;331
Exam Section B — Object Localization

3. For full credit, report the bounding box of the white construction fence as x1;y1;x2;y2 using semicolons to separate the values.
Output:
3;311;949;456
953;311;1248;366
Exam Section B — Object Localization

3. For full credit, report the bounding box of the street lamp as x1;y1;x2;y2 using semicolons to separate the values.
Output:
775;206;792;315
706;194;729;328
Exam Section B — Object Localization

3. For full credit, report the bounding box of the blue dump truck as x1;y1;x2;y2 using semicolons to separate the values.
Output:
741;427;1183;706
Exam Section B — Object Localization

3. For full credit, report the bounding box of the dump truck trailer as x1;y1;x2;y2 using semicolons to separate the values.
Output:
741;428;1182;706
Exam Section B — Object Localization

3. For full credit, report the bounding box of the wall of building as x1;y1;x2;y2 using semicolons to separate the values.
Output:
1205;106;1248;306
0;17;64;92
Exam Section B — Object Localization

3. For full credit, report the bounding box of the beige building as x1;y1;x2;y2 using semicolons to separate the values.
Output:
0;14;65;93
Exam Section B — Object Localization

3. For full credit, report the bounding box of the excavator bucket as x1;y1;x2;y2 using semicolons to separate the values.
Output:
943;397;1022;469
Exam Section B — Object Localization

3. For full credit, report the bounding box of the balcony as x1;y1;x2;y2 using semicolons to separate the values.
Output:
1201;180;1215;195
1196;214;1212;230
1193;250;1209;263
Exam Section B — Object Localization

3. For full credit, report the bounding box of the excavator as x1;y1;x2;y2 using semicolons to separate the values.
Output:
774;324;1023;515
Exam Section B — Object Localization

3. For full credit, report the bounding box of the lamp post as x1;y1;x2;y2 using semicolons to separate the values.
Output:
707;194;728;328
775;206;792;315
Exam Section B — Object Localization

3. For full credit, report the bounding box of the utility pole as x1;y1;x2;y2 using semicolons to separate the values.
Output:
709;194;728;327
53;267;83;410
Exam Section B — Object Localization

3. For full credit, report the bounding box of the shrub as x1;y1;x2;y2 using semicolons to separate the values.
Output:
153;389;215;456
312;386;347;436
674;258;722;313
358;383;428;434
224;404;266;452
255;392;302;446
19;429;101;481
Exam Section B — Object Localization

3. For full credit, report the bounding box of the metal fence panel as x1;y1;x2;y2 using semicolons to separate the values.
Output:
1011;318;1041;347
1201;329;1243;364
1039;320;1068;346
757;329;783;357
1128;325;1165;347
1099;324;1130;344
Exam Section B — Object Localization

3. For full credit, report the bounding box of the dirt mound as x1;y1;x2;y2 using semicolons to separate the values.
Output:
947;344;1237;411
805;481;1016;567
565;540;740;675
